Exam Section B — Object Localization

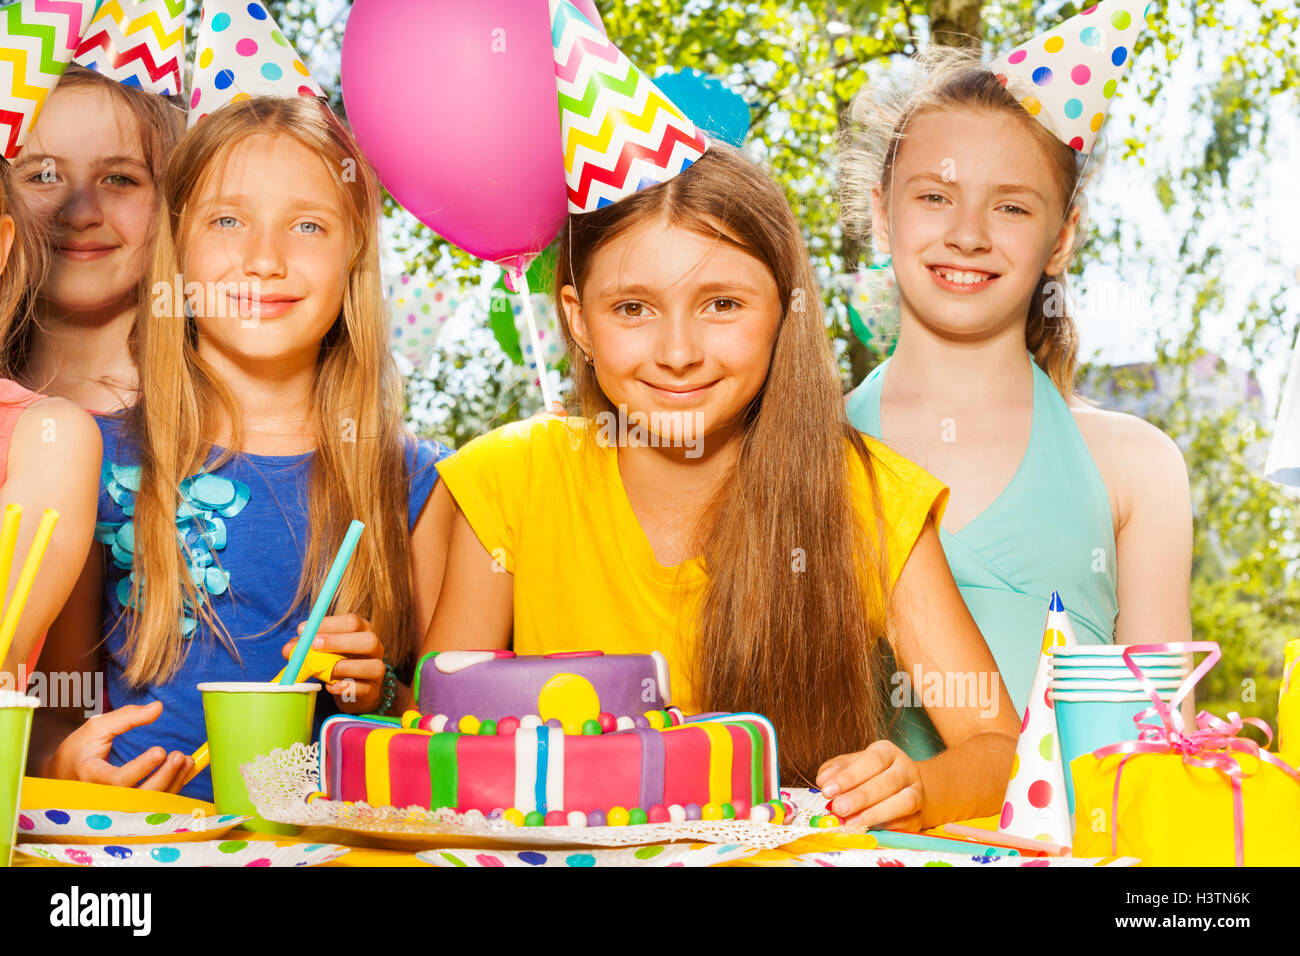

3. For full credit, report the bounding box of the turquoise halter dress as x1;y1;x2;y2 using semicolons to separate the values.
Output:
847;354;1119;758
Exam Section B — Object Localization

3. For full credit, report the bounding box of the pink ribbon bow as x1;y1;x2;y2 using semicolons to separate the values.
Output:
1091;642;1300;866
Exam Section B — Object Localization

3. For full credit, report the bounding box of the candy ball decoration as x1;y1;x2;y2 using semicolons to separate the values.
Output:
565;810;587;828
667;805;686;824
684;803;702;821
702;803;723;821
504;808;524;827
524;811;545;827
458;715;481;735
581;719;602;735
596;712;616;733
340;0;606;264
520;714;542;730
732;798;750;820
544;811;566;826
497;716;519;736
647;805;670;823
749;804;771;824
586;809;607;827
479;719;497;736
607;807;630;827
628;807;648;825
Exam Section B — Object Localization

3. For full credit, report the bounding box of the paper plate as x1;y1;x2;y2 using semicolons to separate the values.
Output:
783;849;1139;867
417;842;757;867
17;808;248;845
15;839;350;867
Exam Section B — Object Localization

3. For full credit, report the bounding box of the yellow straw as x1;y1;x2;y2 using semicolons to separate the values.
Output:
0;508;58;668
0;504;22;622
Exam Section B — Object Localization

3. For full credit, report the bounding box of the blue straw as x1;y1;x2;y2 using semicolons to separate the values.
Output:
280;520;365;685
868;829;1019;857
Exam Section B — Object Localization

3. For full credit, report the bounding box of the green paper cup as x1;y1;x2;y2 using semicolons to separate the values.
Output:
198;682;316;835
0;691;39;867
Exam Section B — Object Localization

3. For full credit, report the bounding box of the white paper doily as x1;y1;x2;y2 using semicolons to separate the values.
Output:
242;743;854;850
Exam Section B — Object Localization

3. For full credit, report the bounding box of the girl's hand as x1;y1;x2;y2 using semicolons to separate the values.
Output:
815;740;927;832
45;701;194;792
282;613;386;715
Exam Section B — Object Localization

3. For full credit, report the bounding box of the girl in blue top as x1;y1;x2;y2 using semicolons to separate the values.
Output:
33;95;455;799
838;45;1193;755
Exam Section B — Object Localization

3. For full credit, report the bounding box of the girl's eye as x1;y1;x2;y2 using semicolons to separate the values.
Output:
921;193;948;204
26;171;59;184
615;301;645;317
294;221;323;235
998;204;1028;215
214;215;240;228
708;297;739;313
104;174;138;187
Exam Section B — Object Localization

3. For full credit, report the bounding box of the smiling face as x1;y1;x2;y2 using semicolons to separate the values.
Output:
181;131;352;370
12;85;158;316
561;215;783;443
873;108;1079;341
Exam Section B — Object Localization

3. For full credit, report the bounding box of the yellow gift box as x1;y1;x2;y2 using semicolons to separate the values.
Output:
1071;749;1300;866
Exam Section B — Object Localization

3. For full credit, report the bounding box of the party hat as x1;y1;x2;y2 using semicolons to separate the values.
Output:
0;0;99;160
188;0;324;127
73;0;185;96
997;590;1076;846
550;0;708;212
989;0;1153;155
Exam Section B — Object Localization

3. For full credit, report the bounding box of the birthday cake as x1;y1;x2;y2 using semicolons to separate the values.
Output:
319;650;783;826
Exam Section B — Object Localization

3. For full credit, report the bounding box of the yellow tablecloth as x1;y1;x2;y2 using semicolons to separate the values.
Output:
13;777;1001;867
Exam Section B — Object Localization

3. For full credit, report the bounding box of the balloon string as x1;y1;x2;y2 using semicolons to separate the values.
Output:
513;267;558;410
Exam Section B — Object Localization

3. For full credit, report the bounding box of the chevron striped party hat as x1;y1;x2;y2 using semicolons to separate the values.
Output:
550;0;708;213
0;0;99;160
188;0;324;127
990;0;1153;156
74;0;186;96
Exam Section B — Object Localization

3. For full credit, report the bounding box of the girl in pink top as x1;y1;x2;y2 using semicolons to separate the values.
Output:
0;153;101;686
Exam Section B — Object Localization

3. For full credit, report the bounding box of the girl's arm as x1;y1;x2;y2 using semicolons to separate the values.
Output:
29;545;194;789
0;399;101;677
817;518;1020;830
420;507;513;657
1110;424;1193;645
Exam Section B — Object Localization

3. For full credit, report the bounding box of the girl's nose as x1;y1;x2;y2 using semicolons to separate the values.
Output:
655;309;705;371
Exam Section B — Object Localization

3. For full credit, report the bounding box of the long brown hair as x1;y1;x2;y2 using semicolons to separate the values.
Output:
0;161;49;380
5;64;184;379
839;46;1098;394
121;96;415;687
556;144;896;784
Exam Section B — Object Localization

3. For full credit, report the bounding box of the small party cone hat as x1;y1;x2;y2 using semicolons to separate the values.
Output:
0;0;99;159
74;0;186;96
188;0;324;127
550;0;708;212
990;0;1153;155
997;590;1076;846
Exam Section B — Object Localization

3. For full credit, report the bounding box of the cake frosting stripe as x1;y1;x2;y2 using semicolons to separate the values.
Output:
734;721;764;801
428;732;459;809
546;727;565;812
635;728;665;809
686;722;732;804
515;727;538;813
364;728;401;806
535;726;550;813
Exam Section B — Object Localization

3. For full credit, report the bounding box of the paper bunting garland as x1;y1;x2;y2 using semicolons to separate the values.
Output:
550;0;708;212
997;590;1076;847
74;0;185;96
188;0;325;127
838;264;899;351
990;0;1153;156
1265;339;1300;487
0;0;99;159
386;275;457;371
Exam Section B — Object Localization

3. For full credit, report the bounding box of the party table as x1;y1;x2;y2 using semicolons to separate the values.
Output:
11;777;1137;867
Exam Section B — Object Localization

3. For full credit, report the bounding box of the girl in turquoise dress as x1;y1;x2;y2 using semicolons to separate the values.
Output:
838;46;1193;756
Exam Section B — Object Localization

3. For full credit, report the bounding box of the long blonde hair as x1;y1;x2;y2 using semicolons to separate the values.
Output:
0;161;49;379
556;144;896;785
839;46;1099;394
120;96;415;686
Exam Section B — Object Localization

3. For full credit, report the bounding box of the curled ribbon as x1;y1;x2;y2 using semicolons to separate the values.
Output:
1091;642;1300;867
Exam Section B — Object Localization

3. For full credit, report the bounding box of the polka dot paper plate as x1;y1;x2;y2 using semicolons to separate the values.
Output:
16;840;350;868
17;809;249;845
417;842;757;867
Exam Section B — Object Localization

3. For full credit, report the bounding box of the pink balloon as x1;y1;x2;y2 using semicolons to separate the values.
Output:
342;0;605;267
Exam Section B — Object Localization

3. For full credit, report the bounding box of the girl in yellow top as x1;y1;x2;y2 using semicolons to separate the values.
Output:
426;144;1019;831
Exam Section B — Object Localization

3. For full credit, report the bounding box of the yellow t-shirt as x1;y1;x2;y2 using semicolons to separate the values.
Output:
436;417;948;713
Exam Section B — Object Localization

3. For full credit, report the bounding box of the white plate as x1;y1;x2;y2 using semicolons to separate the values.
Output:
417;842;758;867
17;809;249;845
16;839;349;867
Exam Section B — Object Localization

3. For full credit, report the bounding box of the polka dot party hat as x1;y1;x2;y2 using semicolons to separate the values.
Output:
385;275;457;372
989;0;1154;156
997;590;1076;847
0;0;99;160
188;0;325;128
73;0;186;96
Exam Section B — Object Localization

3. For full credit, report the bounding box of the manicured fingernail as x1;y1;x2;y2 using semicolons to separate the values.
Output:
821;781;840;799
312;638;323;648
